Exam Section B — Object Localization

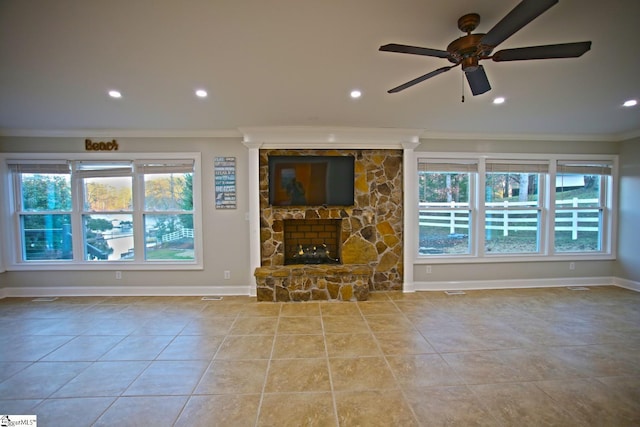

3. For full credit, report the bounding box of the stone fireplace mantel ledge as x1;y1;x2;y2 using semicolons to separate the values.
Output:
254;264;372;302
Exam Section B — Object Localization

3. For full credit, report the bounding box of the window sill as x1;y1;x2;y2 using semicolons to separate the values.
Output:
5;262;204;271
415;253;615;264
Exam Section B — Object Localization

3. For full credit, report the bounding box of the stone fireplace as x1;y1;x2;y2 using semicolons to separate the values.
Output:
254;148;405;302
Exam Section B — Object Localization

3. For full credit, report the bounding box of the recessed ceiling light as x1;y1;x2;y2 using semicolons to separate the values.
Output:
108;90;122;98
623;99;637;107
493;97;505;105
350;90;362;99
195;89;208;98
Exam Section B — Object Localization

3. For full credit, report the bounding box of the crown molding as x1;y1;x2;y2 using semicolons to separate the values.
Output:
0;128;242;138
614;128;640;142
2;126;637;142
419;131;625;142
238;126;424;149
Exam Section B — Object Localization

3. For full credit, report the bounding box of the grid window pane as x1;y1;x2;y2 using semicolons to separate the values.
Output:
83;176;132;211
20;214;72;260
555;173;604;253
144;214;195;261
419;212;471;255
485;172;541;254
420;172;470;204
20;173;71;211
83;214;134;261
419;171;471;255
485;210;540;253
144;173;192;211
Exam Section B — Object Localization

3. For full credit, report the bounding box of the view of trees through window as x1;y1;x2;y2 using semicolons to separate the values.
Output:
419;171;471;255
14;161;195;263
143;172;194;261
418;158;610;257
20;172;72;260
555;174;602;252
485;172;541;254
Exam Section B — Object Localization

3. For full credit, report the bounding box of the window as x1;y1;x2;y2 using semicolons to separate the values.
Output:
141;161;194;261
415;154;617;262
485;161;547;254
4;154;200;269
77;161;134;261
554;160;612;253
418;160;477;255
10;162;73;261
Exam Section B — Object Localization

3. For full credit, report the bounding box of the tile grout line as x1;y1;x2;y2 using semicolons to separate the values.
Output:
320;304;341;427
364;298;423;426
253;303;282;427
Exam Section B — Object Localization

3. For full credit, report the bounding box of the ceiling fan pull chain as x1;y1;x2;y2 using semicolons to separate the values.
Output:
461;68;465;103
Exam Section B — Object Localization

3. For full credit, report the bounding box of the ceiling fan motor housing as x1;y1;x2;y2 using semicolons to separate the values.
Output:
446;33;492;72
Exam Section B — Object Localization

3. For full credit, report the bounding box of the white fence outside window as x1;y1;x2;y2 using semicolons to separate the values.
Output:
160;228;195;243
419;198;599;239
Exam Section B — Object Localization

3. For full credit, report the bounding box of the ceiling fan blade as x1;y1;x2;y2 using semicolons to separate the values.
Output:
481;0;558;48
379;43;450;59
465;65;491;96
388;66;455;93
492;41;592;61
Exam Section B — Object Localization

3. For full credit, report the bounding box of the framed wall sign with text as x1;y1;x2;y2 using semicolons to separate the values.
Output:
214;157;237;209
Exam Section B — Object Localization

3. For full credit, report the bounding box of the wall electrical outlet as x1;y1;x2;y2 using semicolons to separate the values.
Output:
426;265;432;274
569;262;575;271
115;271;122;280
224;270;231;280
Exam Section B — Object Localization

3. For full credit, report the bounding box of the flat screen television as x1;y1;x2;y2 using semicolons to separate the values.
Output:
268;155;355;206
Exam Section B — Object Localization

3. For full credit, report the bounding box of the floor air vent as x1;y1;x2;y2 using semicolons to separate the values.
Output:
567;286;590;291
444;290;466;296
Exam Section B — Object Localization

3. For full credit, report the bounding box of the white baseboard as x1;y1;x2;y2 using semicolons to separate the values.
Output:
412;276;615;292
613;277;640;292
2;277;638;299
0;285;251;298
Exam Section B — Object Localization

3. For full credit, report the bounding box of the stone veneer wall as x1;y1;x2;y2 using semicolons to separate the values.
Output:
259;149;403;291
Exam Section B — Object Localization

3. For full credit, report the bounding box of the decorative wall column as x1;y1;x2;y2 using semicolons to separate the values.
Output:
402;141;419;292
243;140;262;297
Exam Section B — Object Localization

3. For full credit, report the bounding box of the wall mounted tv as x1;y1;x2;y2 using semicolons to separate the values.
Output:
268;155;355;207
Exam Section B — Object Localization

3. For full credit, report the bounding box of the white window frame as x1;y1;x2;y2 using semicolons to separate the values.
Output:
0;152;203;271
417;159;478;257
483;159;549;256
414;152;618;264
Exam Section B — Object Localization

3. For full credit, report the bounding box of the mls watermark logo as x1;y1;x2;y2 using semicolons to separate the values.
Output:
0;415;37;426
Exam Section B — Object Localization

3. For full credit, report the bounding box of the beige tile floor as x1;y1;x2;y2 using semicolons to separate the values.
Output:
0;286;639;426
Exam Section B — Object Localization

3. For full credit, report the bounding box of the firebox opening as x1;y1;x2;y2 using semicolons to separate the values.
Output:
283;219;342;265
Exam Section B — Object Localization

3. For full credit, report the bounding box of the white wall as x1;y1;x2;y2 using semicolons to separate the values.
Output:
614;137;640;283
412;138;619;287
0;134;633;295
0;136;252;295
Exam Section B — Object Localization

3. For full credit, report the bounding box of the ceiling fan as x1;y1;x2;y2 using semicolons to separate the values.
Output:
379;0;591;96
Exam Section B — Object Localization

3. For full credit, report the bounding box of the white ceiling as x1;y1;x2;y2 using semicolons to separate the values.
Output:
1;0;639;140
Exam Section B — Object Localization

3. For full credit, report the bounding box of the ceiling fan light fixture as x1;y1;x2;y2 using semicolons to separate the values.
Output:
461;57;479;72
